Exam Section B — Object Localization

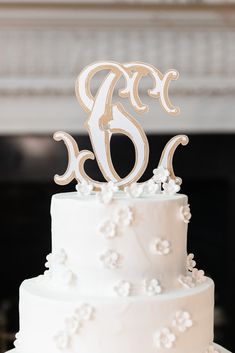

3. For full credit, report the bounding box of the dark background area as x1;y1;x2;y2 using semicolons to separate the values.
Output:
0;133;234;352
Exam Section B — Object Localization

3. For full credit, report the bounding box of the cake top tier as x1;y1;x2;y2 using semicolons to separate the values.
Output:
53;61;188;194
36;191;194;297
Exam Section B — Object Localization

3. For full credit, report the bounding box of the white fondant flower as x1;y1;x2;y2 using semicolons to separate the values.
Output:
154;327;176;349
154;238;171;255
124;183;144;198
178;274;195;289
192;268;206;284
115;207;133;227
54;331;70;350
58;267;74;286
180;204;192;223
143;179;160;195
76;181;94;196
205;345;220;353
114;280;131;297
144;279;162;296
14;332;21;349
97;182;119;204
100;250;122;269
99;220;117;239
186;253;196;272
163;178;180;195
54;249;67;264
76;304;94;321
65;316;81;335
172;311;193;332
153;166;170;183
178;268;206;289
45;249;67;268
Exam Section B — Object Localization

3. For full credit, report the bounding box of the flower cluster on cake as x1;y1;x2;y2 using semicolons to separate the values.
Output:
7;61;230;353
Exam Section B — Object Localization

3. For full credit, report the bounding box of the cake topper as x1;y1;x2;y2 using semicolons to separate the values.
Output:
54;61;188;190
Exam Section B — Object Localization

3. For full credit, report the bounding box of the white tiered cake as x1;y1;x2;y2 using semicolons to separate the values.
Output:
6;61;230;353
8;191;230;353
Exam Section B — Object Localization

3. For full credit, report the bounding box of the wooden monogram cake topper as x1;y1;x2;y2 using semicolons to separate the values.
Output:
54;61;188;190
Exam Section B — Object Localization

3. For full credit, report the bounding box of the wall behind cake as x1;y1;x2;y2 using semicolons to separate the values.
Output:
0;1;235;352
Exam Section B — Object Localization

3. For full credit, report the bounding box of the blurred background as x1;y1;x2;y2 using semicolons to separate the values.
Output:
0;0;235;351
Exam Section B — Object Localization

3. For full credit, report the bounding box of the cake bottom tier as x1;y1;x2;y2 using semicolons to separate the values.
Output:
6;344;232;353
17;278;215;353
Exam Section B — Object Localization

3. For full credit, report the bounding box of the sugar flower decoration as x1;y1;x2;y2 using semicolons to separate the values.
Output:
114;280;131;297
154;238;171;255
153;166;170;183
100;250;122;269
76;181;93;196
44;249;75;287
172;311;193;332
124;183;144;198
115;206;133;227
143;179;160;195
178;274;195;288
97;181;119;204
45;248;67;268
163;178;180;195
178;268;206;289
14;332;21;350
65;316;81;335
75;304;94;321
55;331;70;350
55;304;95;350
144;279;162;295
186;253;196;272
154;328;176;349
192;268;206;284
99;220;117;239
205;345;220;353
180;204;192;223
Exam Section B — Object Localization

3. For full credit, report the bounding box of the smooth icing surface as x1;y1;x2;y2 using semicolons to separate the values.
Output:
18;277;214;353
49;192;188;295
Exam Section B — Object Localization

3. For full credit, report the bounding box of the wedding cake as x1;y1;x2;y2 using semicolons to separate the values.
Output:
6;61;230;353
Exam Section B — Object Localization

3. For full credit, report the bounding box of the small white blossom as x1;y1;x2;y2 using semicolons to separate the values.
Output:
205;345;221;353
178;274;195;289
14;332;21;349
153;327;176;349
192;268;206;284
65;316;81;335
172;311;193;332
54;331;70;350
43;249;75;287
186;253;196;272
145;279;162;296
97;182;119;204
100;250;122;269
163;178;181;195
178;268;206;289
154;238;171;255
114;281;131;297
76;181;94;196
180;204;192;223
99;220;117;239
124;183;144;198
45;249;67;268
143;179;160;195
115;207;133;227
153;166;170;183
75;304;94;321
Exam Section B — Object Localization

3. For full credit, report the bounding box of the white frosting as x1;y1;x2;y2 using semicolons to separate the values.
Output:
50;192;188;295
18;278;214;353
9;191;231;353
